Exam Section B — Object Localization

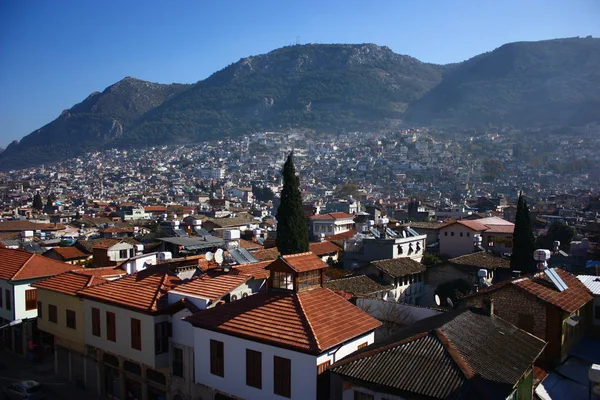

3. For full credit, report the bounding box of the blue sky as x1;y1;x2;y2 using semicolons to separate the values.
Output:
1;0;599;147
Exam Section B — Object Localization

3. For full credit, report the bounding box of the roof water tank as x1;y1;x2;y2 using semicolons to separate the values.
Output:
477;269;487;278
158;252;172;262
224;230;241;240
534;249;551;261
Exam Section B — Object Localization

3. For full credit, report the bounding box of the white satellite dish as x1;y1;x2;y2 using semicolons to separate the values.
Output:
434;294;441;306
205;251;214;262
447;298;454;309
215;249;224;265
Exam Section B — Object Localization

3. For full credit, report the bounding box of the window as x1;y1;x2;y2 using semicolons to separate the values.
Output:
460;232;463;237
488;235;495;247
298;270;320;291
595;306;600;320
155;322;170;354
451;232;454;236
129;248;135;257
37;301;42;318
354;391;375;400
272;271;294;290
274;356;291;398
5;289;11;311
0;288;2;307
466;232;470;237
246;349;262;389
131;318;141;350
210;340;224;377
119;249;128;259
444;231;448;236
172;347;184;378
92;308;101;337
48;304;57;323
106;312;116;342
317;360;330;375
66;309;76;329
25;289;37;310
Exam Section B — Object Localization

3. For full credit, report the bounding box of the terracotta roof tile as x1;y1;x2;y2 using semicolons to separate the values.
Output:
185;288;381;354
309;212;354;220
0;248;77;281
0;220;66;232
32;270;111;295
250;247;280;261
232;261;272;279
484;225;515;234
273;252;328;273
513;269;592;313
323;275;392;297
326;230;357;241
45;246;90;260
368;258;426;278
171;274;251;302
78;268;182;313
309;241;341;256
449;252;511;270
237;239;264;251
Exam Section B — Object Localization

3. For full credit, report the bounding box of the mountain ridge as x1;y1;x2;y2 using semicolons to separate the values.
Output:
2;37;599;170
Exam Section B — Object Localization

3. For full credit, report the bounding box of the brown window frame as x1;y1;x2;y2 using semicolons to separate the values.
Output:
317;360;330;375
25;289;37;310
106;311;116;342
358;342;368;349
66;309;76;329
210;339;224;377
48;304;57;323
131;318;142;351
272;271;294;290
246;349;262;389
274;356;291;398
91;307;101;337
5;289;11;311
298;270;320;291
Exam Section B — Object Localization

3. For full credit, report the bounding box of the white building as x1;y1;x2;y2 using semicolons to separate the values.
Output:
357;258;426;304
308;212;355;241
0;249;75;355
184;252;381;399
439;217;514;258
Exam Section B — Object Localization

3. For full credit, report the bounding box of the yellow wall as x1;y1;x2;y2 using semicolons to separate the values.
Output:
37;288;86;354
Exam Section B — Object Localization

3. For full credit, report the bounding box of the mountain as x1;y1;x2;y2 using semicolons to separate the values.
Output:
2;38;599;170
0;78;190;168
406;37;600;126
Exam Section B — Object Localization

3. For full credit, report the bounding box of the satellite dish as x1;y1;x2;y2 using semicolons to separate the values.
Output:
434;294;441;306
215;249;224;265
205;251;214;262
447;298;454;309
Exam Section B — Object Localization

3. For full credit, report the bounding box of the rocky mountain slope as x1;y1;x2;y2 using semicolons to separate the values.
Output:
2;37;599;170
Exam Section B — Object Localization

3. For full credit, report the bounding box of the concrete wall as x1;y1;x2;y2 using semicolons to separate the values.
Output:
439;225;481;258
83;299;169;369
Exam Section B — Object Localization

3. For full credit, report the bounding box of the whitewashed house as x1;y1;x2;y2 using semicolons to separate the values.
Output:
308;212;355;241
79;267;182;400
0;248;75;355
357;258;427;304
185;252;381;399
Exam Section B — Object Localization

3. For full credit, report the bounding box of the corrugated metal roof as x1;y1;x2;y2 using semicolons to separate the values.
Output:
577;275;600;295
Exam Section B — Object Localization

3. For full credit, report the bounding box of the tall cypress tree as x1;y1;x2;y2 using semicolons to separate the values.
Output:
511;192;536;273
32;192;43;211
276;152;309;255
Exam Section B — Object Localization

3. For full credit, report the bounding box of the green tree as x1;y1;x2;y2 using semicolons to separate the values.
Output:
276;152;309;255
511;192;536;273
32;192;43;210
535;220;576;251
421;254;442;267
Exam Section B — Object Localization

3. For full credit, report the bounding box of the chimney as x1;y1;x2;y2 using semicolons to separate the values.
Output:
482;297;494;316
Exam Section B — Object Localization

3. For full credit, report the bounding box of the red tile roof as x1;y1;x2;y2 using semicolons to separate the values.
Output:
232;261;272;279
46;246;90;260
144;206;168;212
171;274;250;302
471;268;592;313
326;230;357;241
78;268;182;313
309;241;341;256
269;252;328;273
0;220;66;232
0;248;77;281
185;288;381;354
483;225;515;234
32;270;110;295
309;212;354;221
237;239;264;251
250;247;280;261
513;269;592;313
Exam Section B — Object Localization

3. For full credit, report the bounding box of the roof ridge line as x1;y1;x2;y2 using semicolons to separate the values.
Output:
295;291;321;353
12;252;36;280
330;331;431;369
150;271;171;312
433;329;474;379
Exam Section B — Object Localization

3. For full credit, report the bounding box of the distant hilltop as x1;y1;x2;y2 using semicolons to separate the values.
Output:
2;37;599;170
